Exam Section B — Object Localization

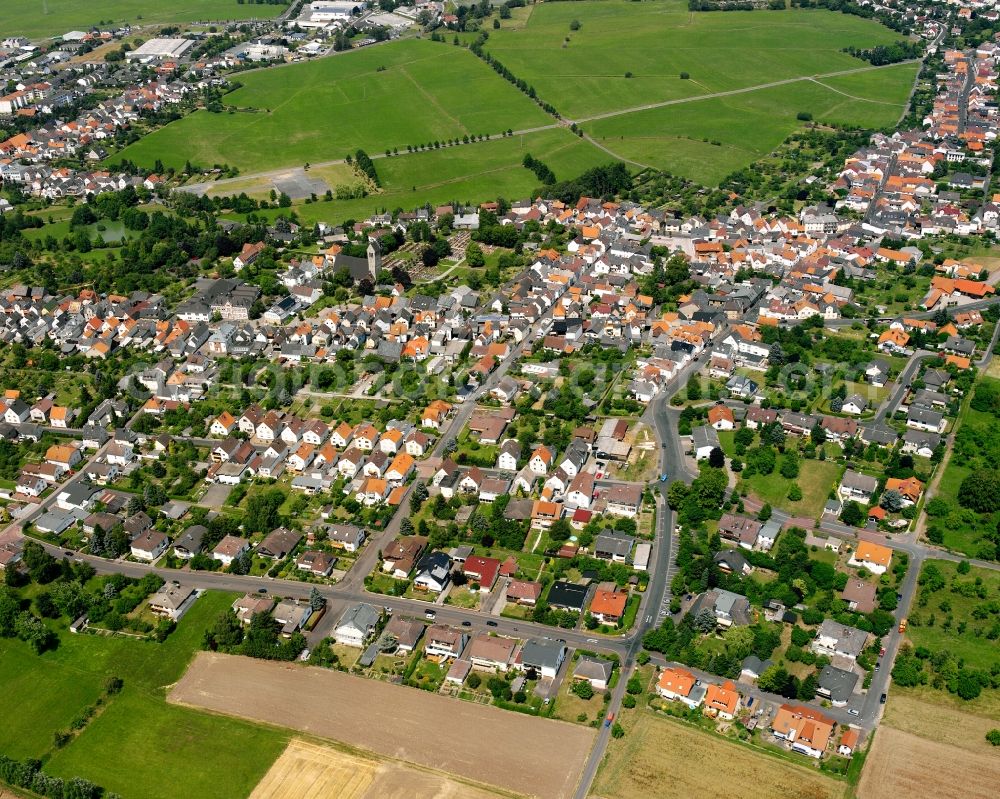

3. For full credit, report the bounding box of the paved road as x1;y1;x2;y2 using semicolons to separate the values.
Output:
571;339;720;799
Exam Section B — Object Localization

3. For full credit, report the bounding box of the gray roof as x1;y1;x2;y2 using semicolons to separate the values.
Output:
574;655;614;682
519;638;566;671
817;619;869;657
691;424;720;450
337;602;381;635
594;529;636;559
818;664;859;703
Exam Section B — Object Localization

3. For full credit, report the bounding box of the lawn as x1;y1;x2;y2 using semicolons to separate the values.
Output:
0;591;289;799
905;559;1000;672
485;1;912;120
741;459;843;518
7;0;284;40
115;38;553;174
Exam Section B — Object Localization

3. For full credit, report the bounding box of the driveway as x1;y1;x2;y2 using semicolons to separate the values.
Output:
198;483;233;509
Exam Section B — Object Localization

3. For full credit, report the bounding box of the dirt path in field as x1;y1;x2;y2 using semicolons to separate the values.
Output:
170;652;595;799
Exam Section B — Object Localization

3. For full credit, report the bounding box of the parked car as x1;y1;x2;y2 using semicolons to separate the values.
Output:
880;693;887;704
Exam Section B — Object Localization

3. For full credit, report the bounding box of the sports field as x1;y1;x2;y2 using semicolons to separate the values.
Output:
7;0;284;40
116;39;553;174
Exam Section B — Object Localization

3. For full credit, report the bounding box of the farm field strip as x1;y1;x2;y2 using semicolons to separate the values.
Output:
169;651;596;799
250;738;517;799
591;711;844;799
858;726;1000;799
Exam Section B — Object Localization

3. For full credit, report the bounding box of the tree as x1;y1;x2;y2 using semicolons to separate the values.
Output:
549;517;573;543
666;480;689;509
958;471;1000;513
787;483;802;502
611;722;625;738
723;625;755;660
708;447;725;469
693;609;717;633
309;587;326;612
839;501;865;527
573;680;594;700
685;378;702;401
757;503;772;522
810;424;827;445
465;241;485;268
880;489;905;513
626;676;642;695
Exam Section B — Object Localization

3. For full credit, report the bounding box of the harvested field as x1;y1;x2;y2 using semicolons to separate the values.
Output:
251;739;513;799
882;691;1000;752
857;726;1000;799
171;652;594;799
591;711;844;799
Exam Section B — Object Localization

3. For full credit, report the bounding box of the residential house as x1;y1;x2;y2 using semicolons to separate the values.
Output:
813;619;870;660
771;704;835;758
413;551;451;593
656;666;705;709
848;540;892;575
466;633;517;671
212;534;250;566
573;656;614;690
838;470;878;505
130;530;169;561
517;637;567;679
148;584;196;620
703;681;741;720
334;603;382;647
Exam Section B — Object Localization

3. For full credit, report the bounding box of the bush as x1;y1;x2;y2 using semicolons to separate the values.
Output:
987;729;1000;746
796;111;813;121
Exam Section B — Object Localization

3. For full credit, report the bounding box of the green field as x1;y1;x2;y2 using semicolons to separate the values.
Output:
115;38;553;174
926;378;1000;558
586;64;917;184
7;0;284;40
484;1;915;120
281;127;607;222
0;591;288;799
907;560;1000;671
740;459;843;519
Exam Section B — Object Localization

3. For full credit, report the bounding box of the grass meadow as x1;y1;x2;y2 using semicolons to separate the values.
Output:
7;0;283;40
115;38;553;174
484;0;914;119
0;590;288;799
218;127;610;224
586;65;917;184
